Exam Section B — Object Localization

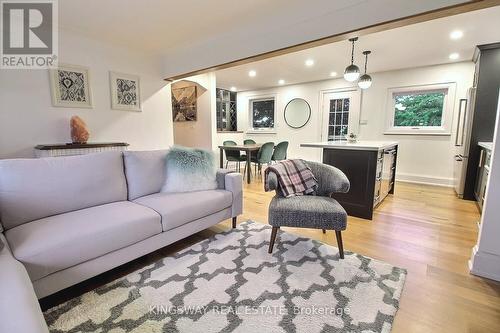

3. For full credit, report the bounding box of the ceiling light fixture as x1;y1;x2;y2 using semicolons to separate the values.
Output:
248;70;257;77
330;71;338;77
450;30;463;40
344;37;360;82
278;79;285;85
449;52;459;60
358;50;372;90
230;87;237;92
305;59;315;67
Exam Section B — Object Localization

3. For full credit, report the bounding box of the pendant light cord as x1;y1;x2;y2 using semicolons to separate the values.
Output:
364;54;368;74
350;40;355;65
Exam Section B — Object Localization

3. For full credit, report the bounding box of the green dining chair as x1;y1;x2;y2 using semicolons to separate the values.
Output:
272;141;289;162
244;139;258;164
244;139;256;145
223;140;246;172
252;142;275;175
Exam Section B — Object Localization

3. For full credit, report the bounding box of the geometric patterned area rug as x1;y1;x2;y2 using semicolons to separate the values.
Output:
44;221;407;333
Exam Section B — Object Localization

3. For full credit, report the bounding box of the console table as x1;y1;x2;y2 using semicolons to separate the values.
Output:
34;142;129;158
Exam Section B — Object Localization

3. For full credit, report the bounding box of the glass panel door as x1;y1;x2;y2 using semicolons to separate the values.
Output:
321;89;361;142
327;98;350;141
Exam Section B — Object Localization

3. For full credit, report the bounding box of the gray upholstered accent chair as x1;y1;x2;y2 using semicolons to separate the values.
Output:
265;161;350;258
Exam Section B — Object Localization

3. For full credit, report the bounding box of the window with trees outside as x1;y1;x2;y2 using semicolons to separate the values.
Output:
385;83;455;135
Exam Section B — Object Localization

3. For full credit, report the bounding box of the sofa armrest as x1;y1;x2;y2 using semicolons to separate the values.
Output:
216;169;234;189
0;235;49;333
220;172;243;217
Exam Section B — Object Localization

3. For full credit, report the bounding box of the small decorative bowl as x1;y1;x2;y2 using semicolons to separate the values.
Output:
346;133;357;143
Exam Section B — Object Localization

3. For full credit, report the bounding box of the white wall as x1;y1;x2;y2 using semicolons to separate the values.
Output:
161;0;467;78
215;62;474;185
172;73;216;150
358;62;474;185
0;30;173;159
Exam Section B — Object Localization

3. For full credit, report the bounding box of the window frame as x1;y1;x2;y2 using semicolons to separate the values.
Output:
247;94;277;133
384;83;456;136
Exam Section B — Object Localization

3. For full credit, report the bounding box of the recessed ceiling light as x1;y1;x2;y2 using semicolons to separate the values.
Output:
305;59;314;67
248;70;256;77
278;79;285;85
449;52;460;60
450;30;463;40
330;71;338;77
230;87;237;92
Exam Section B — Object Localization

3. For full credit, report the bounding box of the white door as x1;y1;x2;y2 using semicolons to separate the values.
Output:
321;89;361;141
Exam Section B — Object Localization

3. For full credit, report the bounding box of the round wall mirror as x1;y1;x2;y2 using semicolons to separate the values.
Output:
284;98;311;129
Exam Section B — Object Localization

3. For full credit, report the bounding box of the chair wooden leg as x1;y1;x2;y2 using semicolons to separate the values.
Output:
335;230;344;259
322;229;326;234
268;226;279;253
232;216;237;228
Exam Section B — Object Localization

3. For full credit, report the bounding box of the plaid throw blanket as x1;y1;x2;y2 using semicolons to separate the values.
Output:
264;159;318;197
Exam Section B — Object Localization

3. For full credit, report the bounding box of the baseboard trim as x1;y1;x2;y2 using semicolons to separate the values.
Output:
469;245;500;282
395;173;454;187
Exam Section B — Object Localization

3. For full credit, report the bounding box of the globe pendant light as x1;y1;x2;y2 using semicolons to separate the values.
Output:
358;50;372;90
344;37;360;82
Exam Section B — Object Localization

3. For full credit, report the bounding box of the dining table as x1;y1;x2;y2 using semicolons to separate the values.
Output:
218;144;262;184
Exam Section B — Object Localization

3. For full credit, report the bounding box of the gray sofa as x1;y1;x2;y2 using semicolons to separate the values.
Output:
0;150;243;333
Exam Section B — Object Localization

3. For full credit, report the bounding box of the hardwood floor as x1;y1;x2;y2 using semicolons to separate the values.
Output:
41;176;500;332
233;177;500;333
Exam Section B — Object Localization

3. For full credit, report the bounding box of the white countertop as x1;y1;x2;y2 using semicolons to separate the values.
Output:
300;141;398;151
478;142;493;151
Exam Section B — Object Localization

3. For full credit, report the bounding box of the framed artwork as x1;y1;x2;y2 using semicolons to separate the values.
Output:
109;71;141;112
50;64;93;108
172;86;197;121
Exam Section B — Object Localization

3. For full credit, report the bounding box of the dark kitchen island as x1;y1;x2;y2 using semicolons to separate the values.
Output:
301;141;398;220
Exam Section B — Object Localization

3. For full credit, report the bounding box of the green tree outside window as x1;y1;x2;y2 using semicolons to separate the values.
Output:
394;92;445;127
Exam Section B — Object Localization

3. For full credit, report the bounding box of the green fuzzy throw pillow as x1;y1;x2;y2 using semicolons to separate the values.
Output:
161;146;217;193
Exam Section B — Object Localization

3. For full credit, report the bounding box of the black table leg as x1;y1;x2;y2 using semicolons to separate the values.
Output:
219;147;224;169
246;151;251;184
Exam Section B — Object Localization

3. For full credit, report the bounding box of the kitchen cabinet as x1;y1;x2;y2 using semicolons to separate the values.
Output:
301;141;398;220
463;43;500;200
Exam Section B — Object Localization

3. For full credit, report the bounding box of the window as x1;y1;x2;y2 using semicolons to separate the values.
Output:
249;97;275;130
328;98;350;141
385;83;455;135
216;88;237;132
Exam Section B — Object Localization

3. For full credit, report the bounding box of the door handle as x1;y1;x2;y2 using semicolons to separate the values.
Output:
454;155;463;161
455;99;467;147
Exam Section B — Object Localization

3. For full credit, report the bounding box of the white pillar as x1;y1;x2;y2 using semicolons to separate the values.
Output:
469;90;500;281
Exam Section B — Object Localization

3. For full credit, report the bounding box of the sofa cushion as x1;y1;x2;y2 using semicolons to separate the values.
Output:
134;190;233;231
0;151;128;230
5;201;161;281
123;150;168;200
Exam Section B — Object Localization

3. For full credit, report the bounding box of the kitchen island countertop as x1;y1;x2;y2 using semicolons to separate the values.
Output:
478;142;493;151
300;141;398;151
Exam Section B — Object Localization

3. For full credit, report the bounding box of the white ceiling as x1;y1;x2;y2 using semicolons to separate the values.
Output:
216;6;500;91
58;0;471;78
59;0;278;54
